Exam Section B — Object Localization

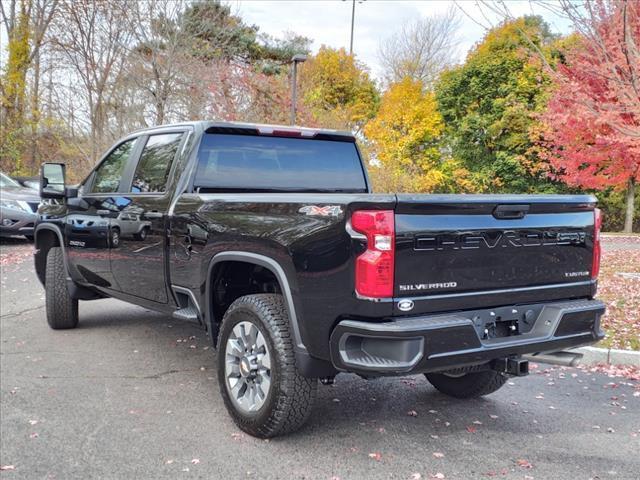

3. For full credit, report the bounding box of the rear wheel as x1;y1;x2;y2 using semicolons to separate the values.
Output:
134;227;148;241
217;294;317;438
45;247;79;330
425;369;507;399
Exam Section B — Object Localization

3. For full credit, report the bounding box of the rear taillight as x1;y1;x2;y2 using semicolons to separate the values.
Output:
351;210;395;298
592;208;602;279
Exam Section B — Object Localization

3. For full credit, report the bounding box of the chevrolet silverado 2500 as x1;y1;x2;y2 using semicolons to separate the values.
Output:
34;121;605;437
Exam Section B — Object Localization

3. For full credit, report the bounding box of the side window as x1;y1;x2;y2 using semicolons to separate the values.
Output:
131;133;183;193
91;139;137;193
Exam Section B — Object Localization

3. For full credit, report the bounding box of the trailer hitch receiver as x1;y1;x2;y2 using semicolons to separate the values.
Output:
492;357;529;376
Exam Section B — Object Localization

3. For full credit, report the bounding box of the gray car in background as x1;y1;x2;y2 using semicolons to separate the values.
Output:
0;172;40;240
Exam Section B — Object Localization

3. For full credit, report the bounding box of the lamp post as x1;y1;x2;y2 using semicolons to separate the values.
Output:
349;0;355;55
345;0;364;55
290;54;307;125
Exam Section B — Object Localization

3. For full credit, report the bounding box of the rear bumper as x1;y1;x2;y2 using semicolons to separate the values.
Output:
329;299;605;375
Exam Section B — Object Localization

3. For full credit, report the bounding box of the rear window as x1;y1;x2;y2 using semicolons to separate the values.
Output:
194;134;367;192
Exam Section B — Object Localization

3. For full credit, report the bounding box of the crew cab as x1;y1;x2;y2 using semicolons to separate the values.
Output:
34;121;605;438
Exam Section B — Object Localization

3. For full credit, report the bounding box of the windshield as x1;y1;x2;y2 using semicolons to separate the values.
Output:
0;172;20;188
194;134;367;192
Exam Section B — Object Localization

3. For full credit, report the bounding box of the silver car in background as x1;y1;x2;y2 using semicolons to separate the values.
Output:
0;172;40;240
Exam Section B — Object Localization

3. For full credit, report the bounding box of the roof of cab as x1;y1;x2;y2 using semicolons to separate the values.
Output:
134;120;355;140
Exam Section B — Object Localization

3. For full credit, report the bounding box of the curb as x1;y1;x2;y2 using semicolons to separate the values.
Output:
571;346;640;367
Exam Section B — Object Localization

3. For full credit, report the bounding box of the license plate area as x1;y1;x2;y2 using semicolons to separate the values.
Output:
465;304;545;340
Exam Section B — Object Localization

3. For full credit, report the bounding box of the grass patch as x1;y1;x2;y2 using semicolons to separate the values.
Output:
597;239;640;351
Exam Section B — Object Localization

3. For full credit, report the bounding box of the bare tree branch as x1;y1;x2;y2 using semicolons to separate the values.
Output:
378;7;461;87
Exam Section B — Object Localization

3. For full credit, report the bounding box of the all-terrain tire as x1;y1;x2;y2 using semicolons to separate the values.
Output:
45;247;79;329
217;294;317;438
425;370;508;399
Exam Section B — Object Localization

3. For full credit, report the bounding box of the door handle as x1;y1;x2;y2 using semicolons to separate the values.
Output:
96;209;111;216
143;211;163;219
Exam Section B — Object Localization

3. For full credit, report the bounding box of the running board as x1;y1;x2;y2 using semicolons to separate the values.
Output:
171;286;203;326
172;306;200;323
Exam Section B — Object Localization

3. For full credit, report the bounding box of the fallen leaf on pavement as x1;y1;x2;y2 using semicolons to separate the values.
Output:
0;465;16;471
466;426;477;433
516;459;533;469
432;452;444;458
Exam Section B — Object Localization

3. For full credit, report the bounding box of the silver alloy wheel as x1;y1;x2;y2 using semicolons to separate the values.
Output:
225;321;272;413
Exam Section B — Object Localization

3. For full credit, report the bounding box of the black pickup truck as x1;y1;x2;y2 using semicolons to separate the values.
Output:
34;121;605;437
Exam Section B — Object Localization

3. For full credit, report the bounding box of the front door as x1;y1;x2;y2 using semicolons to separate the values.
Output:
66;137;140;289
109;132;186;304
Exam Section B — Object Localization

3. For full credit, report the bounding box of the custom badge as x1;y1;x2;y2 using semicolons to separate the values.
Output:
298;205;343;217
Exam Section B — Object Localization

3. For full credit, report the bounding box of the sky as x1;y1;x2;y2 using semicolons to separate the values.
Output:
235;0;573;79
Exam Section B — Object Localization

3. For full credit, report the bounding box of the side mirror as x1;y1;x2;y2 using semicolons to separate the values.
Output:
40;163;67;199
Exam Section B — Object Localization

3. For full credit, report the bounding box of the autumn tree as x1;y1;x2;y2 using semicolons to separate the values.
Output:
364;77;471;193
435;16;562;193
378;7;460;87
0;0;58;174
300;46;379;131
538;0;640;232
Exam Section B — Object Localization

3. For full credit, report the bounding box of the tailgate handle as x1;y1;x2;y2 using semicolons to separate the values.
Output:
493;204;529;219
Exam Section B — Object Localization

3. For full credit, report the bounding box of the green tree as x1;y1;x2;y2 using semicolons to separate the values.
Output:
301;46;379;131
182;0;260;62
435;16;563;193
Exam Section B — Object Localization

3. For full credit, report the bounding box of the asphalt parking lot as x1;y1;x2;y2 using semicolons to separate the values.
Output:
1;238;639;480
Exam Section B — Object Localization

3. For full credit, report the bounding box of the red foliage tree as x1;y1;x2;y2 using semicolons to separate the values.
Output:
540;0;639;232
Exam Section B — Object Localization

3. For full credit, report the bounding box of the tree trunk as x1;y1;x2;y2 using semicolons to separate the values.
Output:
30;46;41;173
624;177;636;233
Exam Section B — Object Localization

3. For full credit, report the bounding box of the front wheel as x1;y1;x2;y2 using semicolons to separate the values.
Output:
45;247;79;329
425;369;507;399
217;294;317;438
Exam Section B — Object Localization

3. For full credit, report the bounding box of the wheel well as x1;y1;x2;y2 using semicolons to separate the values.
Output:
209;260;282;345
34;229;61;284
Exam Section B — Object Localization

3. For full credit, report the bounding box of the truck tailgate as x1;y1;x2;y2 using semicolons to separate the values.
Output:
394;195;597;310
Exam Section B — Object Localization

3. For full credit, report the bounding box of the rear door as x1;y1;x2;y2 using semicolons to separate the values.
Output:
393;194;597;314
109;131;187;303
